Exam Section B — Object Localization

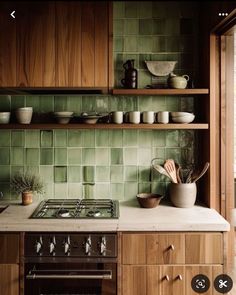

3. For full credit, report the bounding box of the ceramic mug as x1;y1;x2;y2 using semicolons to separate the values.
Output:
157;111;169;124
129;111;140;124
142;111;155;124
110;111;123;124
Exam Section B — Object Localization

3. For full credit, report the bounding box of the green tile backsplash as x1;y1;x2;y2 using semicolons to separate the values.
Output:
0;1;198;201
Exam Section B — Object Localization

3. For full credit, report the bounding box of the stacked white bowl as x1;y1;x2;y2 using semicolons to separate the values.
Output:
16;107;33;124
54;112;73;124
170;112;195;123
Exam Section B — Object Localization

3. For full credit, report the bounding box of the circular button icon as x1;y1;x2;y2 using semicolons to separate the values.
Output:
191;274;210;293
214;274;233;293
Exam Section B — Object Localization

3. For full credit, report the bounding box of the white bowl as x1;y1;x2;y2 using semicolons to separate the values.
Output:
172;114;195;123
54;111;73;117
0;112;10;124
145;61;177;76
55;116;72;124
171;112;194;117
16;107;33;124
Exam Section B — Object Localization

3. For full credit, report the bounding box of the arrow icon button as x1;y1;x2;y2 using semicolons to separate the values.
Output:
10;11;15;19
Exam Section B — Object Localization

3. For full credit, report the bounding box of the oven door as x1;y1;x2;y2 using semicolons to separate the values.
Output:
25;263;117;295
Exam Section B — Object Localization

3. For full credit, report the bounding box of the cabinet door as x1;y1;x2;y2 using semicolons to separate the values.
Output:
0;234;19;263
0;264;19;295
147;234;185;264
185;233;223;264
0;2;17;86
147;266;185;295
122;234;146;265
122;265;146;295
185;265;223;295
16;2;55;87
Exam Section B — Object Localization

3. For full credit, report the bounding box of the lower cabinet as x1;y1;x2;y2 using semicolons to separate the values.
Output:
0;264;19;295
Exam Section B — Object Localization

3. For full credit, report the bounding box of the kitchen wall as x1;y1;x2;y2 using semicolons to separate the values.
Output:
0;1;199;201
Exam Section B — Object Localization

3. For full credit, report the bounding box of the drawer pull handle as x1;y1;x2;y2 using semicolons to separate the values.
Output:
164;275;170;281
177;274;183;281
169;244;175;251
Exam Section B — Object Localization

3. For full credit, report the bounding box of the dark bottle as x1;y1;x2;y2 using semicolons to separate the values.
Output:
121;59;138;89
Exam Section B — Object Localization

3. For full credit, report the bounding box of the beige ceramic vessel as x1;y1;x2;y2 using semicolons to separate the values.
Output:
169;183;197;208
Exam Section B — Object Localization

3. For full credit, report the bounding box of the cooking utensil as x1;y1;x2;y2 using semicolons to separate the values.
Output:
151;158;172;180
192;162;210;183
186;169;193;183
175;163;182;183
164;159;178;183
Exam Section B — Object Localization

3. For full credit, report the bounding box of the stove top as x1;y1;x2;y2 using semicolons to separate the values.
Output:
30;199;119;219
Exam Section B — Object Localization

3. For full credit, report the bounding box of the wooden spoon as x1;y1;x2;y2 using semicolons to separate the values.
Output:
164;159;178;183
175;163;182;183
152;164;172;179
192;162;210;183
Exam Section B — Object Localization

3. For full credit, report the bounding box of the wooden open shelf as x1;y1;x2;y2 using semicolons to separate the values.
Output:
112;88;209;95
0;123;209;130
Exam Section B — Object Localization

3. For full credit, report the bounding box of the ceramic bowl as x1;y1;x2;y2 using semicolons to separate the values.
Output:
0;112;10;124
145;61;177;76
170;112;194;117
55;116;73;124
15;107;33;124
136;193;163;208
171;114;195;123
54;111;73;117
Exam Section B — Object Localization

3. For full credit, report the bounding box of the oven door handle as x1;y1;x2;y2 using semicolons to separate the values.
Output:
26;270;112;280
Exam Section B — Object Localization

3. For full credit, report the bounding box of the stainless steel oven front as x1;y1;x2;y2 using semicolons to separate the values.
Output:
24;233;117;295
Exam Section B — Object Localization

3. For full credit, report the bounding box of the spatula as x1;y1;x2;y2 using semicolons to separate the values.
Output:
164;159;178;183
192;162;210;183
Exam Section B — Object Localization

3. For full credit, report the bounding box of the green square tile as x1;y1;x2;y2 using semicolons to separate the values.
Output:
96;166;110;182
11;95;25;110
111;148;123;165
138;182;151;194
41;130;53;147
11;148;24;165
82;148;95;165
124;148;137;165
152;36;166;52
124;182;138;200
108;96;123;111
114;54;124;71
68;148;82;165
138;130;152;147
68;183;82;198
54;96;68;111
138;1;153;18
11;166;24;177
123;130;138;147
54;183;68;198
179;130;194;148
68;130;82;147
166;148;181;163
166;36;180;52
83;184;94;199
40;148;53;165
114;37;124;52
166;96;179;111
166;130;179;147
82;130;95;147
113;1;125;19
0;95;10;111
0;166;10;182
125;2;137;18
81;96;96;113
0;131;10;147
83;166;95;183
67;96;82;115
138;97;153;111
138;148;152;165
26;148;40;165
40;166;54;183
123;96;138;112
68;166;82;182
152;148;165;162
25;130;40;147
124;36;137;52
152;96;166;111
152;131;166;147
0;183;11;199
55;148;67;165
25;166;39;174
43;183;54;197
165;18;180;35
54;130;67;147
109;130;123;147
153;19;166;35
138;71;151;88
138;37;153;53
95;183;110;199
139;54;151;69
96;130;109;147
124;166;137;182
151;182;166;195
114;19;124;35
124;19;138;35
0;148;10;165
11;131;24;147
40;96;54;113
138;166;151;182
111;183;124;199
26;96;40;112
111;166;123;182
95;148;109;165
139;19;153;35
95;97;108;113
54;166;67;183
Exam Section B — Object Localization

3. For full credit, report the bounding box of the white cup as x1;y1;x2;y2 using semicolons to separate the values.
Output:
129;111;140;124
157;111;169;124
111;111;123;124
142;111;155;124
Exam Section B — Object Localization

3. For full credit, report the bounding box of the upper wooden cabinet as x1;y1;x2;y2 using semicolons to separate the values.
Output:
0;1;112;89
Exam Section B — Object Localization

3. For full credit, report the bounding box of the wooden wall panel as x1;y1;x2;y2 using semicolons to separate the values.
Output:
0;264;19;295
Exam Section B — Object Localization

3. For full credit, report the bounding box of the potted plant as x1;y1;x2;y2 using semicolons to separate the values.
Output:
11;171;44;205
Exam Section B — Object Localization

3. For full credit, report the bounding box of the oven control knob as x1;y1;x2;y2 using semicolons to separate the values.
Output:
49;236;56;255
64;236;71;255
85;236;92;256
35;236;43;255
100;236;107;256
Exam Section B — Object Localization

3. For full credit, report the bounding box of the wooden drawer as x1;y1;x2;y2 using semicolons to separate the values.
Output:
146;234;185;264
185;233;223;264
122;234;146;264
0;234;20;264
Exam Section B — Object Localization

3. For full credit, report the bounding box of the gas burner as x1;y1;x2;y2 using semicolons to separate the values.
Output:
86;210;101;217
57;209;71;218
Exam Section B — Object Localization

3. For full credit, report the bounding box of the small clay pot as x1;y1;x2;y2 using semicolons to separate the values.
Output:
169;183;197;208
22;191;33;206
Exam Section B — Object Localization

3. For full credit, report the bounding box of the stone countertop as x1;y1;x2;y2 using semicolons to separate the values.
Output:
0;200;230;232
